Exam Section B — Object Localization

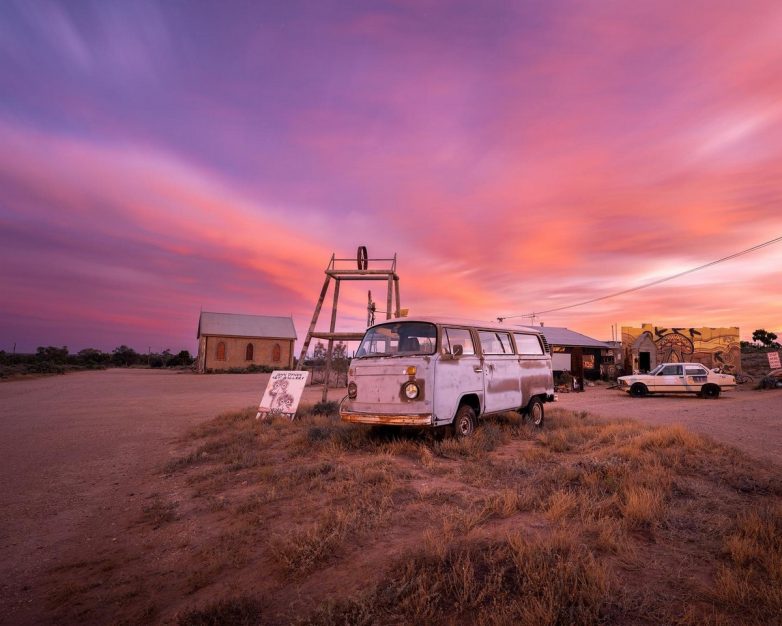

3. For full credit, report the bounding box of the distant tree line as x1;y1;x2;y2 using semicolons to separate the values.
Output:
0;345;194;379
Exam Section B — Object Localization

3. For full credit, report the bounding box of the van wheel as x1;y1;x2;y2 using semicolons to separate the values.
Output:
630;383;648;398
453;405;476;438
525;397;544;427
701;384;720;399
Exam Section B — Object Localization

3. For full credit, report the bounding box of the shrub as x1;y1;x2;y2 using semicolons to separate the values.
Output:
312;400;340;416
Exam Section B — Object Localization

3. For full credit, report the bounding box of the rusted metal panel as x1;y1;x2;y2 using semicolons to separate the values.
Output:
340;411;433;426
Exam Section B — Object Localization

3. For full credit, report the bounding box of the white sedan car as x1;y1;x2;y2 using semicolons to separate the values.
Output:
618;363;736;399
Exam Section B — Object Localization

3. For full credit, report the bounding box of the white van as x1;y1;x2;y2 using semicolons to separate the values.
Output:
340;317;555;436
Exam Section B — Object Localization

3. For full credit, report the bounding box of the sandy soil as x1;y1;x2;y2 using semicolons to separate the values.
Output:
556;384;782;463
0;370;780;624
0;369;343;625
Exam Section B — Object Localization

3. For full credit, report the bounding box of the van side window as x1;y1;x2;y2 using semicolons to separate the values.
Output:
514;333;543;355
442;328;475;355
478;331;514;355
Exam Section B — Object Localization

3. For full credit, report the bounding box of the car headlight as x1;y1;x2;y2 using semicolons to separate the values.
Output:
348;382;357;399
403;381;419;400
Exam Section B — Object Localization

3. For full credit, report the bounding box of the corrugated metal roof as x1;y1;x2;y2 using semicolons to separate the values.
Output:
197;312;297;339
525;326;611;349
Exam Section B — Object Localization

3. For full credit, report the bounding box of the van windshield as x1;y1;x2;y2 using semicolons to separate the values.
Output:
355;322;437;358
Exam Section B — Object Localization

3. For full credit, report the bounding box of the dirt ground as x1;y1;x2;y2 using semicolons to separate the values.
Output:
0;369;343;625
0;370;780;624
556;383;782;463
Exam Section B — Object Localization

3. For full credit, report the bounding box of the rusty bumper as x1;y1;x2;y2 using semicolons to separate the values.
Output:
340;411;433;426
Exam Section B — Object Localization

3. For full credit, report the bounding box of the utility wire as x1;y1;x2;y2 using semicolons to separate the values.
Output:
497;234;782;322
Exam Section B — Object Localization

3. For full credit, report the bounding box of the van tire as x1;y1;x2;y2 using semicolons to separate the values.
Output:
525;397;544;427
453;404;476;438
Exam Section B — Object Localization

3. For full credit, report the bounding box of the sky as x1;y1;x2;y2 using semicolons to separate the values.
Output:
1;0;781;354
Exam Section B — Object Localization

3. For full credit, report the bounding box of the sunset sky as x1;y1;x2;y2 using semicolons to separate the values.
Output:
1;0;781;354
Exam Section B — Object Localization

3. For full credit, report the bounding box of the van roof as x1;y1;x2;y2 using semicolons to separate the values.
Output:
369;316;544;335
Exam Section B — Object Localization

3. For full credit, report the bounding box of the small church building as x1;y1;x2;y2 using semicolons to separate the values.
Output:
196;312;297;373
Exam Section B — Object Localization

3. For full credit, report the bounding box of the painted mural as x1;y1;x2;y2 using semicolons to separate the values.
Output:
621;324;741;373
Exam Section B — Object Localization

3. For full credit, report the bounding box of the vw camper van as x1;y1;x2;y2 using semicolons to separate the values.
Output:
340;317;555;436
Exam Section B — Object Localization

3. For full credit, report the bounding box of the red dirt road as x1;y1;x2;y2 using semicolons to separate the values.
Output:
0;369;342;625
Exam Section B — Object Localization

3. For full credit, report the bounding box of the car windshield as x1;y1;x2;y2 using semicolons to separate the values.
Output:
648;364;664;375
356;322;437;358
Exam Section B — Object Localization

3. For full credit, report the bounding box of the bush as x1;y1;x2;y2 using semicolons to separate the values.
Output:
312;401;340;416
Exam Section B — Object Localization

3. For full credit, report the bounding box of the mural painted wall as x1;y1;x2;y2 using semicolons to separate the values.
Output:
621;324;741;373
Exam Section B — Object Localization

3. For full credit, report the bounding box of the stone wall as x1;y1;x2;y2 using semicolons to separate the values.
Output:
621;324;740;372
200;336;294;371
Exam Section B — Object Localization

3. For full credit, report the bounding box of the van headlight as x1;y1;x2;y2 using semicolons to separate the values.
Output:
348;382;357;399
403;381;419;400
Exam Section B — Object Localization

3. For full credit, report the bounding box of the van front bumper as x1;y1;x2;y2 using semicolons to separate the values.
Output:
340;411;434;426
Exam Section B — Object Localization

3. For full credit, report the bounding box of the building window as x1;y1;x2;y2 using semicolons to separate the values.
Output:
216;341;226;361
245;343;254;361
272;343;281;362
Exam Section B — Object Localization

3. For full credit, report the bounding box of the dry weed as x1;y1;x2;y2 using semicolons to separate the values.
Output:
177;595;264;626
140;495;179;528
619;486;665;530
268;490;393;576
300;532;610;625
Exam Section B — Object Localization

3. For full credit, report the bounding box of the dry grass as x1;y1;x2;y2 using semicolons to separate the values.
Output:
177;595;264;626
300;532;610;626
139;494;179;528
47;403;782;624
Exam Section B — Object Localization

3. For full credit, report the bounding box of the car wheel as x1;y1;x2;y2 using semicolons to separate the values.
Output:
524;397;544;427
701;384;720;399
630;383;648;397
453;404;477;438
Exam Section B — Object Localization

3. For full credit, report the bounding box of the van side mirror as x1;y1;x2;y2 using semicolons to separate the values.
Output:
452;344;464;357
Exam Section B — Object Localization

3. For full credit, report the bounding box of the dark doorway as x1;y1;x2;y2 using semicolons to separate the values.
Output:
639;351;651;372
572;347;585;391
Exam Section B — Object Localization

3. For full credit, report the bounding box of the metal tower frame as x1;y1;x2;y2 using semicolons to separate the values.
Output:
299;247;401;402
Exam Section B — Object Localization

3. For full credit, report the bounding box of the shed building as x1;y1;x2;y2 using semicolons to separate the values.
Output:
196;312;297;373
531;326;612;380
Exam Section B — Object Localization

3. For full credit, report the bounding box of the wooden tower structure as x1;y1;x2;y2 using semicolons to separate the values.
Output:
299;247;401;401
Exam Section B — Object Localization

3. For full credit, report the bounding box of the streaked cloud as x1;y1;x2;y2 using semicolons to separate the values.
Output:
0;0;780;351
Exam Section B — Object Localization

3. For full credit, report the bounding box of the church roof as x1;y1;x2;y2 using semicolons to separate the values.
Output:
197;312;297;339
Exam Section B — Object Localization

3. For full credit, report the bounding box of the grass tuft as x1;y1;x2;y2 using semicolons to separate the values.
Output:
177;595;264;626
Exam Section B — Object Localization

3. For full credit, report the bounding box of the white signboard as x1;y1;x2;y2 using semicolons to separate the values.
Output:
768;352;781;370
256;371;308;420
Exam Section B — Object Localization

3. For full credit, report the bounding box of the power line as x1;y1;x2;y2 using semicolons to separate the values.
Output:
497;234;782;322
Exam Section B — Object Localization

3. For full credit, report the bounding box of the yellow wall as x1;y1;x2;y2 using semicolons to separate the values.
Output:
621;324;740;372
199;335;294;371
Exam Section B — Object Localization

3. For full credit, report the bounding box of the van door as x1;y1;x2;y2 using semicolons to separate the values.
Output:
477;330;522;413
433;327;483;425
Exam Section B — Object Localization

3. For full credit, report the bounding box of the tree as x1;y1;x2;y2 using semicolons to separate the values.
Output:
167;350;194;367
77;348;111;366
752;329;779;347
332;341;348;361
36;346;69;363
112;345;140;367
312;342;327;363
